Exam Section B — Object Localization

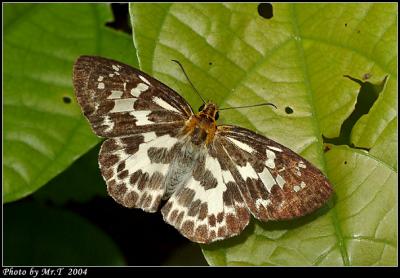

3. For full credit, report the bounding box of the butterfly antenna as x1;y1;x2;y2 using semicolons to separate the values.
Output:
219;102;277;111
172;60;206;104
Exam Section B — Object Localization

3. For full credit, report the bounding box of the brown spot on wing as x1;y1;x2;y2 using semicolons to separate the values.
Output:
217;212;224;223
149;172;164;190
226;214;240;233
188;200;201;216
161;202;172;215
217;227;226;238
117;161;125;173
198;203;208;220
137;172;149;191
124;191;138;207
170;210;178;222
117;170;129;180
176;212;184;227
195;225;208;240
208;215;216;227
130;171;141;185
182;221;194;236
107;179;126;203
177;188;196;206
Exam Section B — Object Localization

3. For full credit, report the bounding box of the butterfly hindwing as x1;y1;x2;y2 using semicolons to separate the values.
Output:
161;143;250;243
73;56;193;138
99;128;184;212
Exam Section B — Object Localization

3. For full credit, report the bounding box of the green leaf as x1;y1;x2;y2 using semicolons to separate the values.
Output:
369;117;397;171
3;3;138;203
4;201;125;265
351;75;397;167
33;143;107;205
130;3;397;265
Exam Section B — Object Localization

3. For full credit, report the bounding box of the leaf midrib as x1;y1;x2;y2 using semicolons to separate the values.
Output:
290;4;350;266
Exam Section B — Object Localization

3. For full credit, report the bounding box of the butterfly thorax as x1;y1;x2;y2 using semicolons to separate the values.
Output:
183;103;218;146
163;104;217;199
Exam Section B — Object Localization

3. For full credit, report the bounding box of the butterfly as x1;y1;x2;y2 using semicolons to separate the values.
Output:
73;55;333;244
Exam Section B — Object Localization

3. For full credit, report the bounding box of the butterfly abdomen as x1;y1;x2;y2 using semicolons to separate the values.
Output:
163;141;200;199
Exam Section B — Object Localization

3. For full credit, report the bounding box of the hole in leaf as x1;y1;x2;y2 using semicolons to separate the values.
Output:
209;62;213;66
344;161;347;165
257;3;273;19
362;73;372;80
324;145;331;153
63;96;72;104
345;23;348;27
105;3;132;34
285;106;293;114
323;75;388;151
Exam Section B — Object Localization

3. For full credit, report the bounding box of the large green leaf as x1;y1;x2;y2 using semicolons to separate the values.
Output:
4;201;125;265
3;3;138;203
130;3;397;265
33;143;107;205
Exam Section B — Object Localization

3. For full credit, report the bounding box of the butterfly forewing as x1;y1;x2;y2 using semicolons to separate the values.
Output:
73;55;333;244
215;125;333;221
73;56;193;138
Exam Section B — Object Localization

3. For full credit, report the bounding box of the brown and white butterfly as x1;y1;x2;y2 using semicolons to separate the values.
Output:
73;56;333;244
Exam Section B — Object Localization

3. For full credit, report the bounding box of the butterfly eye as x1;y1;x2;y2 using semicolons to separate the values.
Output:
215;111;219;120
198;104;205;111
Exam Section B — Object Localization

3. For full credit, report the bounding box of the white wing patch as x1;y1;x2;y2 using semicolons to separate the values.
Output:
275;174;286;189
265;149;276;169
298;161;307;168
153;96;180;113
258;167;276;192
139;75;151;85
130;83;149;97
237;162;258;180
294;181;307;192
203;156;228;215
228;137;254;153
130;110;153;125
102;115;115;132
222;170;235;184
108;90;124;99
256;198;271;209
267;146;282;152
110;98;136;113
123;133;178;176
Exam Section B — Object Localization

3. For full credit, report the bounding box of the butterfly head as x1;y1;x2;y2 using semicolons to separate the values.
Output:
182;102;219;146
197;102;219;121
